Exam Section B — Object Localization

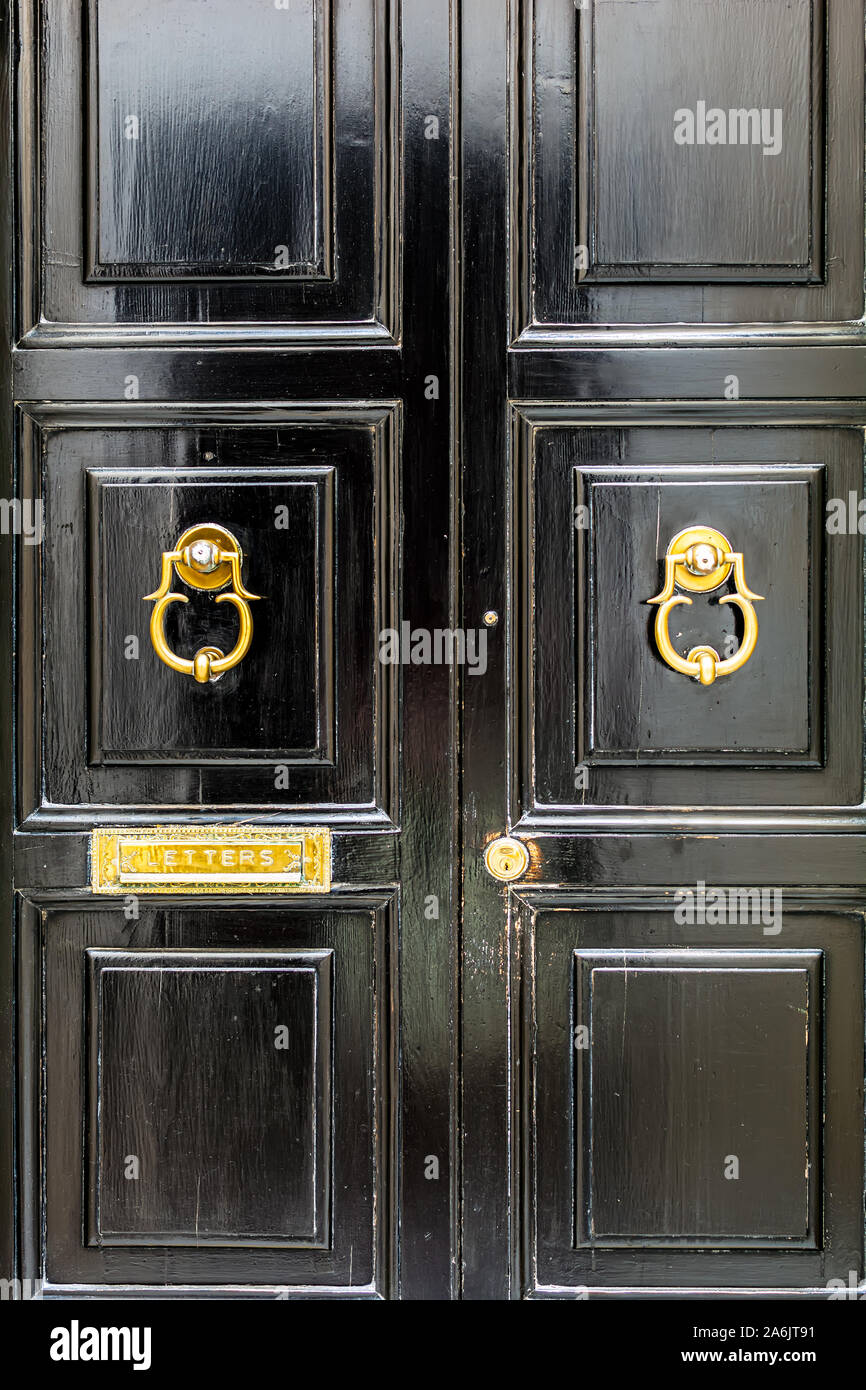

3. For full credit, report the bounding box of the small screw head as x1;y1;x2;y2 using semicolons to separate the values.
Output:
483;610;499;627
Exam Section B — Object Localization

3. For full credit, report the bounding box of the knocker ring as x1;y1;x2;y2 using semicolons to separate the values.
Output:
143;523;261;684
646;526;763;687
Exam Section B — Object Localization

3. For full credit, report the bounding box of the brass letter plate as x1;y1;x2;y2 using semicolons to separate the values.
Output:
90;826;331;895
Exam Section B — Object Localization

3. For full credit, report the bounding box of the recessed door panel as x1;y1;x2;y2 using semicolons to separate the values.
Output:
515;0;864;332
90;0;327;279
515;417;864;815
589;475;813;759
575;953;816;1244
88;949;332;1247
520;902;863;1294
22;408;398;823
586;0;818;279
93;470;332;762
34;900;390;1292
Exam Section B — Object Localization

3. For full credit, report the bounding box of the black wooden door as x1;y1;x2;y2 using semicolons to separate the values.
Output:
2;0;457;1300
3;0;866;1304
460;0;866;1299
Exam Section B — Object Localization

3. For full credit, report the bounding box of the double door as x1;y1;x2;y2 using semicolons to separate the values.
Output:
2;0;865;1299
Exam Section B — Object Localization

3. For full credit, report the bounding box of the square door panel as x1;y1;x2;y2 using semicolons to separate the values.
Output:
521;901;864;1293
21;0;397;342
515;416;864;815
22;406;398;823
31;899;391;1292
516;0;864;331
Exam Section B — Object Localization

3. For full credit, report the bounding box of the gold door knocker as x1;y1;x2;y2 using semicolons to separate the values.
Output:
144;523;261;684
646;526;763;687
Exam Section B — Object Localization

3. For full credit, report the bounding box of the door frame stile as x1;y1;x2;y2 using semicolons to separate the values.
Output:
459;0;517;1299
0;0;15;1295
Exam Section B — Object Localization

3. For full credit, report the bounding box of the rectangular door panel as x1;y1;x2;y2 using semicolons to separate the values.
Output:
582;0;819;280
94;469;334;763
515;0;864;335
514;417;863;816
90;0;327;280
24;899;393;1294
88;948;332;1248
518;901;864;1294
19;0;398;343
576;952;817;1245
20;407;398;826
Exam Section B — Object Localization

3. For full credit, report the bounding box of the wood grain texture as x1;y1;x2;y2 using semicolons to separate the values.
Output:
19;0;397;343
88;949;332;1246
586;0;818;277
4;0;865;1303
516;0;863;335
521;903;862;1293
90;0;326;277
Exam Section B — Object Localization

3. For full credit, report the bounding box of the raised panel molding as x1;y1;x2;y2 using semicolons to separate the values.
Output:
18;0;399;344
17;402;400;830
88;0;330;281
512;0;865;336
89;466;336;765
86;949;333;1247
574;950;819;1246
516;898;864;1295
578;0;822;283
583;470;819;764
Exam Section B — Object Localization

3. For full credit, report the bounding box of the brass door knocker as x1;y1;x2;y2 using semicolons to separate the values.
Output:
646;526;763;686
144;523;261;684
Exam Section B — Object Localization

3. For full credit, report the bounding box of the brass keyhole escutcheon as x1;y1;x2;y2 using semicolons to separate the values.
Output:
484;836;530;882
646;525;763;686
143;523;261;684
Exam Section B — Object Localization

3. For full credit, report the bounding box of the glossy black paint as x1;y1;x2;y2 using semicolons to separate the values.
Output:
5;0;456;1301
2;0;865;1302
460;0;866;1301
89;0;327;278
26;411;396;817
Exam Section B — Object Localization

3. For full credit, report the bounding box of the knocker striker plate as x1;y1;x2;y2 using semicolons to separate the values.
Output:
144;523;261;684
646;525;764;687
